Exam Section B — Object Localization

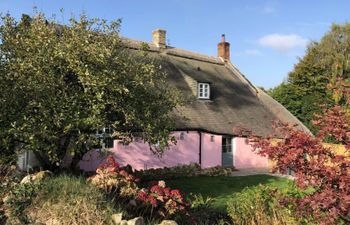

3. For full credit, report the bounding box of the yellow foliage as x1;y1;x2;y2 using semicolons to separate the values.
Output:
267;140;349;172
322;143;349;157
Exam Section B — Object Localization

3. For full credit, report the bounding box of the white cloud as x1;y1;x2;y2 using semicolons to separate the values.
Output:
258;34;309;53
262;5;275;14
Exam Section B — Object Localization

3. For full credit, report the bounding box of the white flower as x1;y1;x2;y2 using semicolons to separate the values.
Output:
158;180;166;188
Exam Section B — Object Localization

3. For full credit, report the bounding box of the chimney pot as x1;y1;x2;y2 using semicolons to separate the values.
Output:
218;34;230;62
152;29;166;48
221;34;225;42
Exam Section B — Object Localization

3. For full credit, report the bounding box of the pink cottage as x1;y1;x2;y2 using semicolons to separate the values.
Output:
79;30;309;172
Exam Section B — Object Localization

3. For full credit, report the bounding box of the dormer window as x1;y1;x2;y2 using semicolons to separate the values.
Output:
198;83;210;99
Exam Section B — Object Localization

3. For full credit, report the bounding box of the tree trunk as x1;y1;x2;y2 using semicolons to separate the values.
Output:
69;142;88;171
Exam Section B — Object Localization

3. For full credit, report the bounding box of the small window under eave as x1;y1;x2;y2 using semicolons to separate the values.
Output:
198;82;210;99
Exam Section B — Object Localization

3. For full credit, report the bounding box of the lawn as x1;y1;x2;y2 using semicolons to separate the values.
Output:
165;175;293;211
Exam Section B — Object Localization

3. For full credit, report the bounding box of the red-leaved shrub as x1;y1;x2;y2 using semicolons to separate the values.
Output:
89;156;189;219
250;110;350;224
88;155;140;198
136;180;189;218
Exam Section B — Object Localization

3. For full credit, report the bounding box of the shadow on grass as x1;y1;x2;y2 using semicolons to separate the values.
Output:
165;175;292;211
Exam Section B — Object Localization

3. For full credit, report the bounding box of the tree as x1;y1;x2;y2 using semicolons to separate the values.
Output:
269;23;350;133
0;12;182;168
251;80;350;224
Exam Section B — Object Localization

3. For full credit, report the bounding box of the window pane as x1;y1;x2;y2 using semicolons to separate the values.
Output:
198;83;210;99
104;138;114;148
222;137;232;153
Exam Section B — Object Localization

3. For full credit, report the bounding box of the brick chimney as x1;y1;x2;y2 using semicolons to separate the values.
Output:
152;29;166;48
217;34;230;61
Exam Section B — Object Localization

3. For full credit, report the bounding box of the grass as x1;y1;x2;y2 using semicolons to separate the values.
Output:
3;172;293;225
25;175;121;225
165;175;293;211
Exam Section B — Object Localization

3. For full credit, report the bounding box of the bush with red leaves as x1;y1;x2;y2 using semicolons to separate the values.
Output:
250;105;350;224
88;155;140;198
89;156;189;219
136;180;189;218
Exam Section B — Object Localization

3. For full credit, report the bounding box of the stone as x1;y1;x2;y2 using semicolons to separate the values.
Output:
20;174;34;184
127;217;144;225
120;220;128;225
2;195;10;204
46;218;60;225
111;213;123;225
20;170;52;184
158;220;178;225
33;221;46;225
33;170;52;182
129;199;137;206
10;165;17;171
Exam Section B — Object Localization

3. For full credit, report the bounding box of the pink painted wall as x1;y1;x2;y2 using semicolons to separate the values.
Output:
234;137;268;169
201;133;222;168
79;131;200;171
79;132;268;172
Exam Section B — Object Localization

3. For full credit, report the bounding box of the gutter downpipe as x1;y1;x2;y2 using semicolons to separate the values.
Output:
198;131;202;166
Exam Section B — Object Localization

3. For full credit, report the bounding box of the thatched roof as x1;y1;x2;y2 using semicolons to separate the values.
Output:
121;37;310;137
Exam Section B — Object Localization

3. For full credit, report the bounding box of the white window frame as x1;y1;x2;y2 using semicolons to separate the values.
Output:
198;82;210;99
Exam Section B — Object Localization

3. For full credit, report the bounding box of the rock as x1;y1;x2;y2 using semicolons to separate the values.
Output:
10;165;17;171
2;195;10;204
20;174;34;184
33;170;52;182
158;220;178;225
20;170;52;184
46;218;60;225
129;199;137;206
120;220;128;225
127;217;144;225
111;213;123;225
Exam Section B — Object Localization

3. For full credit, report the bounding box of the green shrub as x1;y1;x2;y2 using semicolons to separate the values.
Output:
0;153;17;166
4;175;122;225
182;207;231;225
0;164;21;224
200;166;236;177
0;165;18;196
189;193;214;209
135;164;236;181
175;194;230;225
4;182;42;224
32;175;121;224
227;184;300;225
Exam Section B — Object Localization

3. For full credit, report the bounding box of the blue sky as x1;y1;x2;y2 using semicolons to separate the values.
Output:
1;0;349;89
